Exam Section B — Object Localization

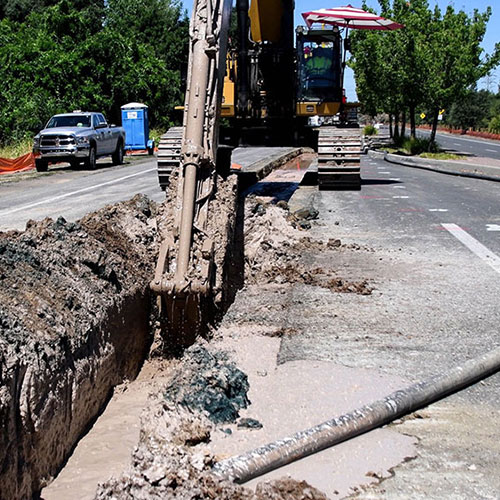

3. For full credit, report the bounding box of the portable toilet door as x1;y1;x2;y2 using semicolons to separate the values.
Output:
121;102;149;150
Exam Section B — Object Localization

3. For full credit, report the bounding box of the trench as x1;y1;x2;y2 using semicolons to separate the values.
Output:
0;151;315;499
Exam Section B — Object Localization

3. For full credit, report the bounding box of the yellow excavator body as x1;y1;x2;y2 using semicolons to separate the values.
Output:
249;0;284;43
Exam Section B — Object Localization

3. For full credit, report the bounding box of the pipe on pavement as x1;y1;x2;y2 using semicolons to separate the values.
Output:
213;346;500;483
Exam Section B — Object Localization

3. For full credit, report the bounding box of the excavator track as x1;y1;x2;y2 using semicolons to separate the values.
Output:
157;127;183;191
317;127;362;190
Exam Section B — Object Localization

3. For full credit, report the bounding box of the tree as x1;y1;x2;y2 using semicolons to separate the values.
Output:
425;6;500;143
447;89;495;132
349;0;500;144
0;0;189;144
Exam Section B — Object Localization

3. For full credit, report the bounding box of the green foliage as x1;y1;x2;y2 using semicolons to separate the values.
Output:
363;125;378;136
447;90;494;131
0;0;188;145
488;116;500;134
149;127;166;147
349;0;500;137
397;136;437;155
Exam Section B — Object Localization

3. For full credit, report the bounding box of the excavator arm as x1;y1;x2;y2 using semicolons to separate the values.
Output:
151;0;232;343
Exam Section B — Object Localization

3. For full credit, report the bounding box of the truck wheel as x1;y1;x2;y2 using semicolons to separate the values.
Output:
85;146;97;170
35;159;48;172
112;141;124;165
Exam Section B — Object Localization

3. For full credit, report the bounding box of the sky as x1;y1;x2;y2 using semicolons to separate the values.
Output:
180;0;500;100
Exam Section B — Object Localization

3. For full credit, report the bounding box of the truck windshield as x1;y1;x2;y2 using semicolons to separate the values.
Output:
46;115;91;128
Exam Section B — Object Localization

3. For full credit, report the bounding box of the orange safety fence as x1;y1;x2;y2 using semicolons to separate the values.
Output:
125;147;159;155
0;152;36;175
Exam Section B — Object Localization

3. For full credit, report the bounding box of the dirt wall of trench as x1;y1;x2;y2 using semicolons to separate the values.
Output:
0;195;158;500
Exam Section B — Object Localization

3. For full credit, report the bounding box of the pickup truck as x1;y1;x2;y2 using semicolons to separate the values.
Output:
32;111;126;172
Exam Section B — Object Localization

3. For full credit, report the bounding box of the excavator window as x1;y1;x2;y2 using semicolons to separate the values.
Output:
297;30;342;103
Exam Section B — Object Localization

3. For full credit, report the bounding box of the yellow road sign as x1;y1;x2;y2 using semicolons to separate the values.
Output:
420;113;426;119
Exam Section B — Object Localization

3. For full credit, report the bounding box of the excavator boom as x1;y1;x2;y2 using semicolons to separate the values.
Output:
151;0;232;343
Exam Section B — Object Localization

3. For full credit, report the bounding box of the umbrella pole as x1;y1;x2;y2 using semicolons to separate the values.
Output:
340;25;349;111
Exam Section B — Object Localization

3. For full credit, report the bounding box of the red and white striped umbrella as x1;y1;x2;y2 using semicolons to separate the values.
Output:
302;5;404;30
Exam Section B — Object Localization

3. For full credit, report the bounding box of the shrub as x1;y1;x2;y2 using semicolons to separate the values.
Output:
488;116;500;134
402;137;437;155
363;124;378;136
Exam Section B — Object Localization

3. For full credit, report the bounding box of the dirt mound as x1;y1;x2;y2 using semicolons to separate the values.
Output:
244;197;371;294
0;195;158;499
164;344;250;423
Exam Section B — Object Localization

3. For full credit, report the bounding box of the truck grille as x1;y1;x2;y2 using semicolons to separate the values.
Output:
40;135;75;147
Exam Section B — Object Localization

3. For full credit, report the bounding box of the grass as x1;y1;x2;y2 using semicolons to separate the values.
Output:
0;137;33;159
379;138;463;161
420;152;463;160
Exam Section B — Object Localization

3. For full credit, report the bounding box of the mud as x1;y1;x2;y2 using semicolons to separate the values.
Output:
163;344;250;424
91;181;378;499
95;396;328;500
0;195;158;499
156;168;239;309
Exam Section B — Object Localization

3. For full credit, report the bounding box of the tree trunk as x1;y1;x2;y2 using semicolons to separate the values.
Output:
429;108;439;149
409;104;416;138
389;115;393;138
400;110;406;138
393;112;400;141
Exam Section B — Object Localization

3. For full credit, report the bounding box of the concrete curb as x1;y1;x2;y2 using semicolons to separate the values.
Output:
368;149;500;182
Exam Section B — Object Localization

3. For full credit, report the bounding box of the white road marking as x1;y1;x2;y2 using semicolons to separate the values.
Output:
454;143;462;146
429;208;448;212
442;223;500;274
393;185;406;189
389;178;401;181
486;224;500;232
393;196;409;199
0;168;156;216
379;172;391;175
486;149;497;153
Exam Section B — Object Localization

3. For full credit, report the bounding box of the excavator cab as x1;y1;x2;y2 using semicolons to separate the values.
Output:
295;26;343;118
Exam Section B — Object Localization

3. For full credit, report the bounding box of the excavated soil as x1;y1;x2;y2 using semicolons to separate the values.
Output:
0;195;159;499
93;190;375;499
243;196;371;295
1;159;375;499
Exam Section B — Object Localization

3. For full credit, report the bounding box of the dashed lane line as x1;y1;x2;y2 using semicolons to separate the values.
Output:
442;223;500;275
0;168;156;217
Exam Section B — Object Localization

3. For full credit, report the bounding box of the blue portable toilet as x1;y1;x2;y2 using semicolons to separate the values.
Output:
121;102;154;153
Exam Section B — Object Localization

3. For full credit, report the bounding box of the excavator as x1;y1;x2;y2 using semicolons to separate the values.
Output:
151;0;362;343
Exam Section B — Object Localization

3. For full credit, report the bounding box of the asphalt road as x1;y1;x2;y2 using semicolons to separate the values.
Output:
0;147;299;232
416;128;500;160
281;154;500;497
0;157;164;231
